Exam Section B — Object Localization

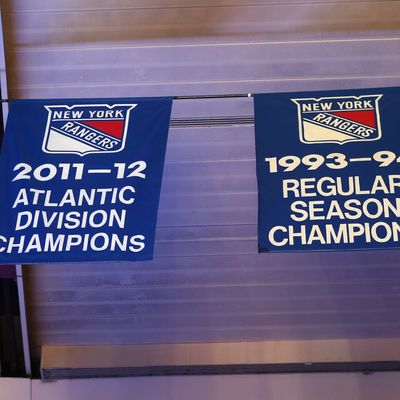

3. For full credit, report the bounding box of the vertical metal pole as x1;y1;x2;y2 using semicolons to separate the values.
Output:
15;265;31;376
0;7;31;377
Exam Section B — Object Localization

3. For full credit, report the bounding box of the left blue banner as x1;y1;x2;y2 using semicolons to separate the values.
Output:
0;97;172;263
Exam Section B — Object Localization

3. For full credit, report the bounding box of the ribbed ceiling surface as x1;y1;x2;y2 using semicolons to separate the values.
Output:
2;0;400;363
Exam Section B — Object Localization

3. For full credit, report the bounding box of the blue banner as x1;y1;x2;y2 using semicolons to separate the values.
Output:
0;97;172;263
255;87;400;252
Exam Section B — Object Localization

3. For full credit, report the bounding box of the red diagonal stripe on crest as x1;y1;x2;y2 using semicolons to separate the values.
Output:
331;110;376;128
81;120;124;139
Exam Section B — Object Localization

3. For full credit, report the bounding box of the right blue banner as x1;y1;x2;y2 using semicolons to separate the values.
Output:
254;87;400;252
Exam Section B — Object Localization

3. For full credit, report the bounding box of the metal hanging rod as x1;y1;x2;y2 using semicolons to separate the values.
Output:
0;93;254;102
174;93;253;100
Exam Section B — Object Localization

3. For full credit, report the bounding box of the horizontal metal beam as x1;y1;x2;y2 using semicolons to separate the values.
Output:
41;339;400;380
42;361;400;381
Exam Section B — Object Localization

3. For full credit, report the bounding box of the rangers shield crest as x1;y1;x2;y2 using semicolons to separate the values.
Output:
42;104;137;156
291;95;382;145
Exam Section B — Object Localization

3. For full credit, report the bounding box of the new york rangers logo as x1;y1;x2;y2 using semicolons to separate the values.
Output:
291;95;382;145
42;104;137;156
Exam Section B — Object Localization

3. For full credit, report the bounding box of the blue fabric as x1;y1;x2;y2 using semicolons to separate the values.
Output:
0;97;172;263
254;87;400;252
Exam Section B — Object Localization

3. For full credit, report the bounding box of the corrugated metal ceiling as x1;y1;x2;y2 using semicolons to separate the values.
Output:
2;0;400;363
